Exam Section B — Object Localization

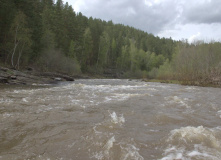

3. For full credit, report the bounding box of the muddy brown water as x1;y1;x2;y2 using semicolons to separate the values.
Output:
0;79;221;160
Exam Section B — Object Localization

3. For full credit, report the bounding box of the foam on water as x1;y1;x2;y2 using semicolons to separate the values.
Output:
1;79;220;159
1;79;153;111
22;98;28;102
89;136;116;160
103;136;116;157
217;110;221;118
59;82;150;108
0;98;13;104
2;112;13;118
87;110;143;160
109;111;125;126
36;105;54;113
161;126;221;160
161;144;220;160
187;149;213;157
185;86;198;90
90;136;144;160
120;144;144;160
167;126;220;147
90;136;115;160
165;96;191;109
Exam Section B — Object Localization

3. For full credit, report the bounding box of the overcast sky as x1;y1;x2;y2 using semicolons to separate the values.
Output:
64;0;221;43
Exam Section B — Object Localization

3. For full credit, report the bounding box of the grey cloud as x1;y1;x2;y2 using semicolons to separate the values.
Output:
68;0;221;40
182;0;221;24
80;0;180;34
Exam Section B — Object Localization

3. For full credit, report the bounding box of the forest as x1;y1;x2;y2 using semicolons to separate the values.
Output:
0;0;221;85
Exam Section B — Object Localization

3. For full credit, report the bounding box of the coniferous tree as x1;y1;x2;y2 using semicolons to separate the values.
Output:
3;0;220;83
81;28;93;72
0;0;16;61
97;31;110;68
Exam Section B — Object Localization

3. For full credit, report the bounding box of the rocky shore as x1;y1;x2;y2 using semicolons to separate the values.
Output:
1;66;220;88
0;66;76;85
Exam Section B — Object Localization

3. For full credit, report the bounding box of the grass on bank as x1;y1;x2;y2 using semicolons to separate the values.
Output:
143;79;221;88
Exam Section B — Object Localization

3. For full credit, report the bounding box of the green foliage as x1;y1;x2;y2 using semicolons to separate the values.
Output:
0;0;176;75
153;41;221;85
38;49;81;75
172;42;221;81
3;0;220;84
148;67;159;79
117;45;131;70
0;0;16;55
8;10;32;69
157;59;173;80
41;29;56;50
97;31;110;67
68;40;76;59
80;28;93;72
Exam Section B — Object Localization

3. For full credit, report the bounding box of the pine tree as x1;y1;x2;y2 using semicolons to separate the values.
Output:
97;31;110;68
81;28;93;72
0;0;16;61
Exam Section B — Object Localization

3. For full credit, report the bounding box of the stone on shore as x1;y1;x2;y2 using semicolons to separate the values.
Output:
0;66;75;85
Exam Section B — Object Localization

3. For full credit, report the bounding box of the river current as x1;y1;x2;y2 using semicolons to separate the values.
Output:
0;79;221;160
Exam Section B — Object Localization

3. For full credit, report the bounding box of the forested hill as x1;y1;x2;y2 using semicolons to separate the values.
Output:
0;0;176;77
1;0;221;85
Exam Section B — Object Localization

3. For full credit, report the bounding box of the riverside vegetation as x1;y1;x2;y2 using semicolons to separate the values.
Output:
0;0;221;86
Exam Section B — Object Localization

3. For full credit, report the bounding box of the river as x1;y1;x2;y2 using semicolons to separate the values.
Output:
0;79;221;160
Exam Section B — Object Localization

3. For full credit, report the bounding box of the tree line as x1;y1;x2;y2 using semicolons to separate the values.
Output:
156;41;221;85
0;0;220;84
0;0;176;75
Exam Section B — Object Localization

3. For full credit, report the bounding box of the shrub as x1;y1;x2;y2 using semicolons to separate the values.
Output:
38;49;81;75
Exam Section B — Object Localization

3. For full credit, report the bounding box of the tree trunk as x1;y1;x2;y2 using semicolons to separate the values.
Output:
15;43;25;70
11;25;19;68
96;45;100;68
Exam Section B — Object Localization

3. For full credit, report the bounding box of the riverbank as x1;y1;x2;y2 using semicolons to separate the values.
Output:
0;66;77;85
0;65;122;85
1;66;221;88
143;79;221;88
